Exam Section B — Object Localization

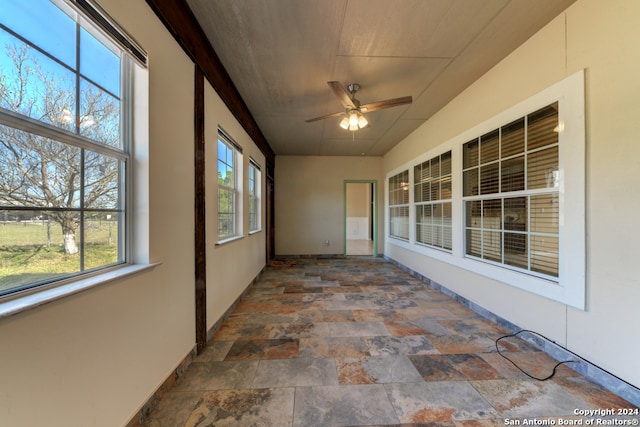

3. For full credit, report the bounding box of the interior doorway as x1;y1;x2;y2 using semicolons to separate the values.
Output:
344;180;377;256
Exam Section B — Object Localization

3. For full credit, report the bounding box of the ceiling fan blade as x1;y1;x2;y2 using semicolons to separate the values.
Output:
305;111;345;123
360;96;412;113
327;81;356;110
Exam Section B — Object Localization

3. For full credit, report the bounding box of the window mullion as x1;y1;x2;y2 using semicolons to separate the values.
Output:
0;109;127;161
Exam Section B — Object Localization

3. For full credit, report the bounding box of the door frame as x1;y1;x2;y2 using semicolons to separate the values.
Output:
343;180;378;256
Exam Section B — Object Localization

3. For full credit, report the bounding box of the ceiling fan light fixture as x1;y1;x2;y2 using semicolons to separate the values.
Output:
339;116;350;130
306;81;412;132
340;111;368;131
348;112;359;130
357;113;368;128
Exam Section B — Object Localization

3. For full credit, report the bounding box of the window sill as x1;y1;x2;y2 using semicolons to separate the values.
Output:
0;263;160;320
216;235;244;246
249;229;262;235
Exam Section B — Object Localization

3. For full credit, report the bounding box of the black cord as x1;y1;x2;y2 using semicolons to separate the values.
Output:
495;329;578;381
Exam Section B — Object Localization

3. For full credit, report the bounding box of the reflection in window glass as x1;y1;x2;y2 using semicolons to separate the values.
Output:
80;79;121;148
0;0;76;67
80;27;120;96
0;30;76;130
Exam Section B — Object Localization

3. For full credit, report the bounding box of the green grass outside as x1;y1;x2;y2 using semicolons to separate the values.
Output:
0;221;119;292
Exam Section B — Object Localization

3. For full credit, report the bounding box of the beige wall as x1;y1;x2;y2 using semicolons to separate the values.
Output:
384;0;640;388
276;156;384;255
346;183;370;218
0;1;266;426
204;83;266;329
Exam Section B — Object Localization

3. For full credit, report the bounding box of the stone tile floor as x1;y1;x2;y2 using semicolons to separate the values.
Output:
142;257;637;427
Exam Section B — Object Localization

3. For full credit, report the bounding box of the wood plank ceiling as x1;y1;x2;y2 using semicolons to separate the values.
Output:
185;0;577;157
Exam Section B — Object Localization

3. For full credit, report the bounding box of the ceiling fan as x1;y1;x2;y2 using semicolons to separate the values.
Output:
305;81;412;131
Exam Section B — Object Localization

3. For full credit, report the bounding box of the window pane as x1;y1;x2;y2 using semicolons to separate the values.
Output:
463;139;479;168
465;200;481;228
416;223;425;243
504;197;526;230
483;230;502;262
442;226;452;250
441;151;452;175
463;168;478;197
442;202;452;222
84;152;121;209
217;161;227;185
501;118;525;158
0;0;76;67
480;130;499;164
483;199;501;229
390;206;409;239
528;146;558;189
422;182;431;202
84;210;121;269
419;204;432;223
413;181;420;203
504;232;528;269
0;124;81;208
218;187;235;237
501;156;525;192
418;204;433;245
226;145;234;166
399;171;409;204
531;194;558;233
531;235;559;276
0;209;79;293
79;79;121;148
430;156;440;180
480;163;499;195
528;103;558;150
441;175;452;199
80;28;121;96
429;179;439;201
0;30;76;131
466;229;481;257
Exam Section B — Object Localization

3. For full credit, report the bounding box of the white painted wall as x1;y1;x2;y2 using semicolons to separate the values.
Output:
0;1;266;426
384;0;640;389
204;83;266;330
276;156;383;255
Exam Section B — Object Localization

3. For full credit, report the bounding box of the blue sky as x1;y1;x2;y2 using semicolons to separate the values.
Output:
0;0;121;97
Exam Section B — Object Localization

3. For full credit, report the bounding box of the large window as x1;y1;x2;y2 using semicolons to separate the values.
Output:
463;103;560;278
248;159;261;233
388;170;409;240
217;130;242;240
385;71;585;308
415;151;452;250
0;0;144;298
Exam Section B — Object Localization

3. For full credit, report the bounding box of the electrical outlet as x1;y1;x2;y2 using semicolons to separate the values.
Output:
324;240;330;246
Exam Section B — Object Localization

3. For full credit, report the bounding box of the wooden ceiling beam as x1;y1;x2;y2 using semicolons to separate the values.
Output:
145;0;276;169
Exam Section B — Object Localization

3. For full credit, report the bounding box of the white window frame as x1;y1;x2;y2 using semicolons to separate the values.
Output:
388;170;410;240
0;0;151;316
386;70;585;309
248;158;261;234
216;129;243;243
414;151;453;251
